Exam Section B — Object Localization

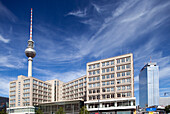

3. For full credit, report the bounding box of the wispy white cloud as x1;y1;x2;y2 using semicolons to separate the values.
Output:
0;35;10;43
0;55;26;69
67;8;87;17
34;67;86;82
0;75;16;96
0;1;17;22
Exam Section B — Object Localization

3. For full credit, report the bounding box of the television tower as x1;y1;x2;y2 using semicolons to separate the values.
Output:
25;8;36;77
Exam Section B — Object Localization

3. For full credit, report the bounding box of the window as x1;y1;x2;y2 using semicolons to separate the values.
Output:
117;80;121;84
89;72;92;75
102;88;106;92
122;65;125;70
122;93;126;97
102;95;105;99
117;73;121;77
122;86;125;90
89;84;92;88
107;81;110;85
117;66;120;70
122;72;125;76
93;90;96;93
110;74;114;79
117;87;121;91
89;78;92;82
97;89;100;93
111;81;114;85
117;59;120;63
111;94;114;98
97;76;100;80
117;93;121;97
93;71;96;75
106;75;110;79
107;95;110;98
122;79;125;83
97;64;100;68
93;77;95;81
122;58;125;62
89;65;92;69
126;57;131;62
127;78;131;83
97;83;100;87
107;88;110;92
93;65;95;69
127;86;131;90
106;61;109;66
97;70;100;74
102;62;105;67
106;68;109;72
127;93;131;97
93;83;96;87
102;75;105;79
126;72;130;76
111;67;114;71
111;88;114;91
89;96;92;100
102;82;105;86
111;61;114;65
126;64;130;69
102;69;105;73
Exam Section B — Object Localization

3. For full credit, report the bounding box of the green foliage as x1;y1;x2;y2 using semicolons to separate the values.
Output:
55;107;65;114
35;108;43;114
79;106;89;114
0;109;7;114
165;105;170;113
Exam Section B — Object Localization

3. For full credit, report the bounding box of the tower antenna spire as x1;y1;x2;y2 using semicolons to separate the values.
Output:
25;8;36;77
30;8;33;40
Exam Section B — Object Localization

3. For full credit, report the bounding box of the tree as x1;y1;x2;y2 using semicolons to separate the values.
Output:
55;107;65;114
79;106;89;114
0;109;7;114
35;108;43;114
165;105;170;113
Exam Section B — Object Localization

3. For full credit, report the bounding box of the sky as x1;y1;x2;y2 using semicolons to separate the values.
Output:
0;0;170;105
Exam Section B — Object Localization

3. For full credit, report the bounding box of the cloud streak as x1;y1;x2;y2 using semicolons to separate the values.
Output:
0;35;10;43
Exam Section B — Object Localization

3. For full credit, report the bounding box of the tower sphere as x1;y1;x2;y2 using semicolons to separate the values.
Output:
25;48;36;58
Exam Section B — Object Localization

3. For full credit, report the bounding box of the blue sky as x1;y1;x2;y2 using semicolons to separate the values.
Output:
0;0;170;105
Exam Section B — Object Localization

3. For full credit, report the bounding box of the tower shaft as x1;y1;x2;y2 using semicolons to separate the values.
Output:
28;57;33;77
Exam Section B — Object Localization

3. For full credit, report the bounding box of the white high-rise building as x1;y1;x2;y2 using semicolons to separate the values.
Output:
139;63;159;108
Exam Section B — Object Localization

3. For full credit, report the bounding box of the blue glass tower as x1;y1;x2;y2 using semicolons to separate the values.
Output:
139;63;159;108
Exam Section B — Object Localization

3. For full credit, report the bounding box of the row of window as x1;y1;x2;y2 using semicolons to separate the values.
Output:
102;81;114;86
24;84;30;88
117;71;130;77
10;92;16;95
33;80;50;88
117;64;130;70
10;87;16;91
89;64;100;69
89;70;100;75
88;57;131;70
117;78;131;84
117;85;131;91
10;100;15;103
102;67;114;73
117;57;131;63
24;79;30;83
10;83;16;86
24;89;30;92
89;83;100;88
89;92;131;100
64;78;86;87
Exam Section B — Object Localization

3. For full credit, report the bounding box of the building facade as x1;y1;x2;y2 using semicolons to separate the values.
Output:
139;63;159;108
85;53;136;113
